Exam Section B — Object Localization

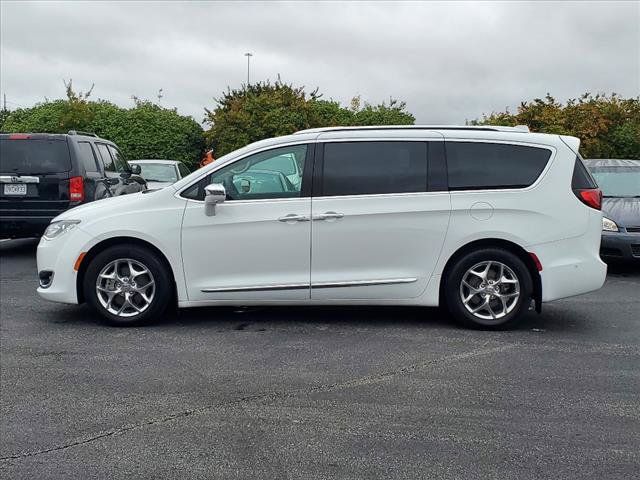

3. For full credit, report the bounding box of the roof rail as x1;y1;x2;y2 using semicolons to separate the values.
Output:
293;125;531;135
68;130;98;137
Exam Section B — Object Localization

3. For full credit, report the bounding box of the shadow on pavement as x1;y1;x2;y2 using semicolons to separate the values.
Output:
0;238;39;256
605;259;640;277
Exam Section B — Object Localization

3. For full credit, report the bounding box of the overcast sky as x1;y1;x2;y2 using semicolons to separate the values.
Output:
1;1;638;124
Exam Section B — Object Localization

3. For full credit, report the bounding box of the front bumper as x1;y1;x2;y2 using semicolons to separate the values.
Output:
600;231;640;262
36;227;93;304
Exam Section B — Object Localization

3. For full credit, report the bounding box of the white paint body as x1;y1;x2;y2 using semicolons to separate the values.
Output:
37;127;606;309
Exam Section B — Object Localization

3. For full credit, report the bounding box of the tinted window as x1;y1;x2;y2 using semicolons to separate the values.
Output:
321;141;428;196
107;145;128;172
177;163;190;178
0;138;71;174
446;142;551;190
77;142;99;172
182;144;308;201
572;156;598;190
96;143;115;172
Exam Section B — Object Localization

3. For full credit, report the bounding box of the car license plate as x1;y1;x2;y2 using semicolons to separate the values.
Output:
3;184;27;195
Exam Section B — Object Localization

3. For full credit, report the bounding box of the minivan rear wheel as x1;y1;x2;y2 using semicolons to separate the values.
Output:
444;248;533;329
83;244;172;326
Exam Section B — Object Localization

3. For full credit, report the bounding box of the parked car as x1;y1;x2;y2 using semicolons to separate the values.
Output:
36;126;606;329
584;158;640;262
0;131;146;239
128;159;191;189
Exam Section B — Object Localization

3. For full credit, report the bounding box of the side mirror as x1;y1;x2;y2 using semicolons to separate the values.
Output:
129;163;142;175
204;183;226;216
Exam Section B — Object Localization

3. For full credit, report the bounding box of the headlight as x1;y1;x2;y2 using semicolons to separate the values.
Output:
43;220;81;240
602;217;619;232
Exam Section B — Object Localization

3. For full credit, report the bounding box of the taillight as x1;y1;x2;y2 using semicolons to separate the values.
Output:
9;133;30;140
575;188;602;210
69;176;85;202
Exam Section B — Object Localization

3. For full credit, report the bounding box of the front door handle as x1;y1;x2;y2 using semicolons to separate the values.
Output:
313;211;344;221
278;214;310;223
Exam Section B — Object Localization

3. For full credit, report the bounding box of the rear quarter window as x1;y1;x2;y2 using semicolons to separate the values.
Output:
446;142;551;190
0;138;72;174
572;156;598;189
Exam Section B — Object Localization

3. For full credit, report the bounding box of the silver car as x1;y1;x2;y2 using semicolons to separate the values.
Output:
129;159;191;189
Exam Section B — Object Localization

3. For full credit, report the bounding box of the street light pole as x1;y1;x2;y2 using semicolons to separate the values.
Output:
244;52;253;86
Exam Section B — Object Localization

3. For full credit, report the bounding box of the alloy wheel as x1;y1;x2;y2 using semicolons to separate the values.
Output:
95;258;156;317
459;260;520;322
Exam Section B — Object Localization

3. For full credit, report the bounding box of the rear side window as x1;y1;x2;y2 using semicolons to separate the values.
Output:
0;138;71;174
96;143;115;172
77;142;99;173
321;141;428;196
446;142;551;190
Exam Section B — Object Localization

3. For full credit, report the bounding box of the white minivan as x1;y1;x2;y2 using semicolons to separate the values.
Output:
36;126;607;329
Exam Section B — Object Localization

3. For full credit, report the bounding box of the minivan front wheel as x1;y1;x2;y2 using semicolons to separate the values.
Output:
444;248;533;329
84;244;172;326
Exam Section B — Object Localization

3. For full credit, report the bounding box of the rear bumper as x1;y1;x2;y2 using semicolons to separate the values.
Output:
600;231;640;262
531;226;607;303
0;215;55;239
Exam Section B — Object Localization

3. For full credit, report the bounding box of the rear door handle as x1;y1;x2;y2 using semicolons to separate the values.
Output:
313;211;344;221
278;214;310;223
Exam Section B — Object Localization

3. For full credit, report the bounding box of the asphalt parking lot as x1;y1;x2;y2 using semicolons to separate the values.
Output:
1;238;639;479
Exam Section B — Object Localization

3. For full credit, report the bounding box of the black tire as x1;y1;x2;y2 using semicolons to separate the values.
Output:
83;244;173;326
444;248;533;330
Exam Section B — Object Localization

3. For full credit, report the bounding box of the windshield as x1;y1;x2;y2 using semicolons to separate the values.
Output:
135;163;178;183
589;166;640;198
0;138;72;174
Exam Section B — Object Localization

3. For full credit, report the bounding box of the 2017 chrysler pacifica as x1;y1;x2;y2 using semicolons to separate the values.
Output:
36;126;606;328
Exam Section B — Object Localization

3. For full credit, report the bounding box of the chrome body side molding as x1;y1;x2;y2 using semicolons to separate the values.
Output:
201;277;417;293
311;278;417;288
202;283;309;293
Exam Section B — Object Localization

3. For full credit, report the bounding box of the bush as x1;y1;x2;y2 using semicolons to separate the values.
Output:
1;82;204;169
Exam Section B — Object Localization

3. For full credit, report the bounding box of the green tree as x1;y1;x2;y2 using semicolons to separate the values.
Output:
0;107;11;132
472;93;640;159
204;79;415;156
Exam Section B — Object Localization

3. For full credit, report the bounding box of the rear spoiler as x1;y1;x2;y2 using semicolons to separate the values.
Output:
560;135;581;155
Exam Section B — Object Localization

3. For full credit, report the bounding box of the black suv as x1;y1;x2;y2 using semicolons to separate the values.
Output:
0;131;146;239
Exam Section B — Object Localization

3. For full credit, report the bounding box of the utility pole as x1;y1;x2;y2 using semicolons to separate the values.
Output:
3;93;6;111
244;52;253;86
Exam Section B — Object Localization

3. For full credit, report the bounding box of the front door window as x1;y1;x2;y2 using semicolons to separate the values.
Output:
181;144;308;201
